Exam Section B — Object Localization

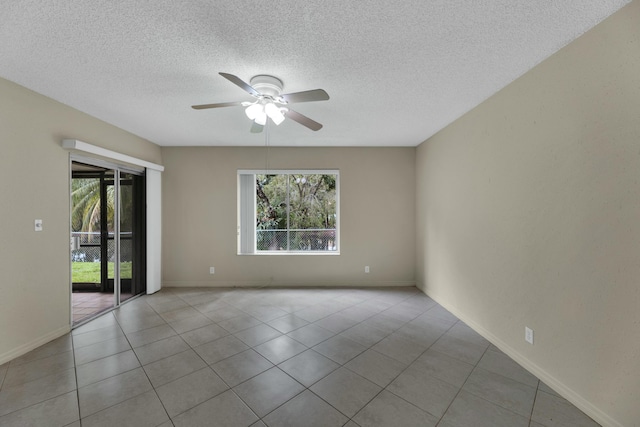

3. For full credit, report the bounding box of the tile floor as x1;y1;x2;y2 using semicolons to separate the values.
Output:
0;287;601;427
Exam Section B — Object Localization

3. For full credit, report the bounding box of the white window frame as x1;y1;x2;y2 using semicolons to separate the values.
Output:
238;169;340;255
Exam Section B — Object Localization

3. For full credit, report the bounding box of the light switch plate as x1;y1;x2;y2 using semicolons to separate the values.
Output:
525;327;534;345
35;219;43;232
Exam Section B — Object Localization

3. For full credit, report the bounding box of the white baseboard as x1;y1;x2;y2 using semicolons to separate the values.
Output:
0;326;71;366
418;290;622;427
161;280;417;288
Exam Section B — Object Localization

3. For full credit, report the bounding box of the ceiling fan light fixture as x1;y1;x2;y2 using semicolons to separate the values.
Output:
245;103;263;120
254;109;267;126
265;102;285;125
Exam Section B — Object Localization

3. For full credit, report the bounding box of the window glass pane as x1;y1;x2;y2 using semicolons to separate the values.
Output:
256;174;288;250
241;170;339;254
288;174;336;251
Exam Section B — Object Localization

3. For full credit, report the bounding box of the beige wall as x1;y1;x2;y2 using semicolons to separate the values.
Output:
161;146;416;287
0;77;161;364
416;2;640;426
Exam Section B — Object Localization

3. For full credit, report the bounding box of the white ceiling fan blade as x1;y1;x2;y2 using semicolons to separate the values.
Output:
191;101;245;109
219;72;260;97
285;109;323;131
280;89;329;104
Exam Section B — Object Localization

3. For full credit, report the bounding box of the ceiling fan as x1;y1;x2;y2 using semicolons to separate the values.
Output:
192;72;329;132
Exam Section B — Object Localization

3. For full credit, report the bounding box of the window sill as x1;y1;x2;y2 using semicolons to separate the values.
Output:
237;251;340;256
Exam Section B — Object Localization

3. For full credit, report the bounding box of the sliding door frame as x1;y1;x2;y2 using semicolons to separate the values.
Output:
70;155;146;326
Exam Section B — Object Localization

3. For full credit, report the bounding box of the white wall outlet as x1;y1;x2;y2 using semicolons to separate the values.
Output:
209;267;215;274
364;266;370;273
525;327;534;345
34;219;43;232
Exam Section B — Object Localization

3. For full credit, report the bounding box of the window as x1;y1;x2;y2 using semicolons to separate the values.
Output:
238;170;339;254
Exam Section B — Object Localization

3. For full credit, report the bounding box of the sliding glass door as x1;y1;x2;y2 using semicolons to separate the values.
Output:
119;171;146;303
71;161;146;326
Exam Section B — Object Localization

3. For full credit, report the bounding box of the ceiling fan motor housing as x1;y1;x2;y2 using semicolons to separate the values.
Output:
250;75;284;97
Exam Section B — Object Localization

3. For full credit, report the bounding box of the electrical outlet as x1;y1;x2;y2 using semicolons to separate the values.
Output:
525;327;534;345
364;266;370;273
209;267;215;274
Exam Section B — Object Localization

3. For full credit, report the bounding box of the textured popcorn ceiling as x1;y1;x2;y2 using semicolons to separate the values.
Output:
0;1;631;146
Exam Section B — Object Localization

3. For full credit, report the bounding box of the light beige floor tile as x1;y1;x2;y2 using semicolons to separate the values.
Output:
429;334;487;365
233;324;282;348
410;349;474;388
394;322;445;348
388;365;459;418
267;314;309;334
263;390;348;427
72;326;124;349
242;305;289;322
353;390;438;427
310;367;381;417
143;349;206;388
477;349;539;388
168;313;213;334
3;351;75;388
0;391;78;427
202;305;246;323
133;336;189;365
338;306;377;322
160;307;201;323
445;322;490;347
278;349;340;387
81;390;169;427
362;314;407;334
396;295;437;313
286;324;334;347
148;298;189;314
0;368;76;417
344;349;405;387
439;390;529;427
172;389;258;427
9;335;73;367
233;367;304;417
312;335;366;365
339;323;389;348
76;350;140;388
463;368;536;418
410;312;457;331
125;324;177;348
118;313;167;334
357;299;394;313
381;305;424;323
538;382;562;398
218;315;262;334
156;367;228;418
293;305;337;323
0;364;7;389
194;335;249;365
531;390;600;427
72;314;118;336
212;349;273;387
423;305;459;323
370;334;425;365
78;368;151;418
254;336;307;365
314;313;360;334
73;336;131;366
180;324;228;348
